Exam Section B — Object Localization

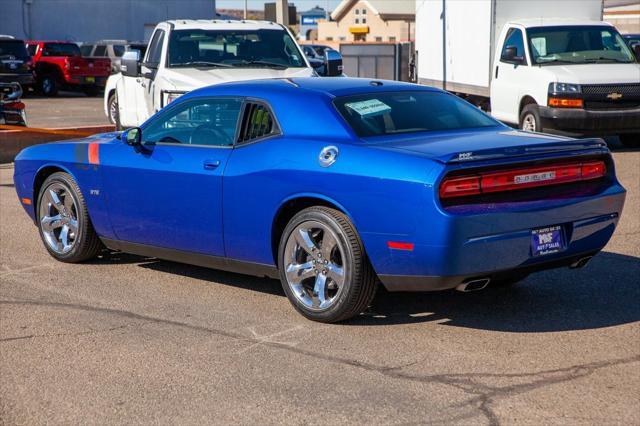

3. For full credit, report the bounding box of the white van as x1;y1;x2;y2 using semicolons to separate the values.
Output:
416;0;640;147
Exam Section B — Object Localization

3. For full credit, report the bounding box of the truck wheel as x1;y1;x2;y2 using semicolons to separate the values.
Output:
519;104;541;133
107;92;122;130
39;75;58;96
37;172;103;263
619;134;639;149
278;206;377;323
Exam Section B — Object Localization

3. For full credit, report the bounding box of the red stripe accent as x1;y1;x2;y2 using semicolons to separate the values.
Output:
88;143;100;165
387;241;414;251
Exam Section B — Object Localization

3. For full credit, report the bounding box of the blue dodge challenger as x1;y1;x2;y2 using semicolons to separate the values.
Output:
13;78;626;322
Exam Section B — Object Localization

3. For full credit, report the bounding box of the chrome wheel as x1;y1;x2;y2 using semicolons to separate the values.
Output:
522;113;537;132
42;78;53;94
39;183;79;254
284;221;346;311
108;95;118;124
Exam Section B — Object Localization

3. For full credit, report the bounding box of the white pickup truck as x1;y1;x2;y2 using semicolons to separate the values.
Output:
104;19;343;129
415;0;640;147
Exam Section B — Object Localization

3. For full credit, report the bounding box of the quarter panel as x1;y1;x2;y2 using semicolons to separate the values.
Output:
223;136;440;266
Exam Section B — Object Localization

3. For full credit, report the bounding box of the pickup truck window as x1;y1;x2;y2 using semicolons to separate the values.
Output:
167;29;305;69
0;40;30;59
528;25;635;65
144;98;243;147
43;43;81;57
334;91;499;138
94;45;107;56
80;44;94;56
501;28;526;62
146;30;165;65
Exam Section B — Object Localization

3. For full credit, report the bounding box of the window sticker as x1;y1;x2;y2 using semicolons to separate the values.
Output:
344;99;392;117
531;37;547;57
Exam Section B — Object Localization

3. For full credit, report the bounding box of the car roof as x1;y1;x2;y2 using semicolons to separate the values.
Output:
166;19;286;31
512;19;614;28
192;77;438;100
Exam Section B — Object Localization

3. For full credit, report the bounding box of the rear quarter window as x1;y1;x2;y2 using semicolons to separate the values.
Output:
334;91;499;138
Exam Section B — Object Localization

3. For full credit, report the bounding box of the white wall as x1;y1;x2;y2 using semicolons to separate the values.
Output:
0;0;216;42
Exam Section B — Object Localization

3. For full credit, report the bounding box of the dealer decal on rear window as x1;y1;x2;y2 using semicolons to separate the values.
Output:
344;99;391;117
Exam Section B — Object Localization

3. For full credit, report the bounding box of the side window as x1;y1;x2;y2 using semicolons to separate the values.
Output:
145;29;165;65
113;45;125;57
238;102;280;143
501;28;526;62
94;45;107;56
80;44;94;56
27;44;37;56
143;98;242;147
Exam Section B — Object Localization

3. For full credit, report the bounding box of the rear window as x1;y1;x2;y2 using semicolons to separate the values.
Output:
43;43;80;57
0;40;29;58
334;91;499;138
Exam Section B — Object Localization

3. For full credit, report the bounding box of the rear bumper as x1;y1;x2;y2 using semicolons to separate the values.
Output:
372;185;626;292
64;76;107;87
539;106;640;136
0;74;34;85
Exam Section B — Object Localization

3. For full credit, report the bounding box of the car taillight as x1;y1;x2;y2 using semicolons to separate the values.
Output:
439;160;606;199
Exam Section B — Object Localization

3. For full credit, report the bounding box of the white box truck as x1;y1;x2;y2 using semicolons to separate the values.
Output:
415;0;640;147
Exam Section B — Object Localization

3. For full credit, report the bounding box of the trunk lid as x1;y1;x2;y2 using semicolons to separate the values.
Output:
371;128;607;164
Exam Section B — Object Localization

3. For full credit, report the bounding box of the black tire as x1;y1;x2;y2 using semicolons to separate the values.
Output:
619;134;640;149
37;172;102;262
107;92;122;130
39;75;58;96
278;206;377;323
490;273;530;288
519;104;542;132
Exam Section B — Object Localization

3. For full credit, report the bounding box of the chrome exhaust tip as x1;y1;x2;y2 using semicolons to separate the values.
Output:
570;256;593;269
456;278;491;292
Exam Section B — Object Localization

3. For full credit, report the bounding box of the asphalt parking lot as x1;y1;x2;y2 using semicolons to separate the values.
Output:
22;92;110;129
1;117;639;424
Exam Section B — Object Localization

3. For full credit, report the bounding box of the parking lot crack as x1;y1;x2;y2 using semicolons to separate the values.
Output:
2;298;638;425
0;324;130;343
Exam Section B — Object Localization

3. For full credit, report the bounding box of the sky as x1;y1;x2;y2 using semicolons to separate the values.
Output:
216;0;343;12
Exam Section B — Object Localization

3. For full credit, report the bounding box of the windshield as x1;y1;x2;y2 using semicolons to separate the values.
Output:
334;91;500;138
167;29;306;68
43;43;81;57
527;26;635;65
0;40;29;58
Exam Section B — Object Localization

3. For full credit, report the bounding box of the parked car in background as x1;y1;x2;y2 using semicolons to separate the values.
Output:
0;82;27;126
302;44;333;60
81;40;147;73
105;19;342;128
416;0;640;148
622;33;640;51
26;41;111;96
0;36;34;87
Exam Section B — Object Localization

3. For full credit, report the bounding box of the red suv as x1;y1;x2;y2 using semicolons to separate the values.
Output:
26;41;111;96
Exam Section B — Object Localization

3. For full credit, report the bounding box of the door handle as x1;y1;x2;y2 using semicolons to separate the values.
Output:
203;160;221;170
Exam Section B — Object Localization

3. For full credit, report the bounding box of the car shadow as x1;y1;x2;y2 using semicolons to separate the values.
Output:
92;250;639;332
351;251;640;331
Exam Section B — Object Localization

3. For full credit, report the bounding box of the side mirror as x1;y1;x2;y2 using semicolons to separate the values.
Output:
324;49;343;77
121;49;141;77
633;44;640;62
501;46;525;64
123;127;142;146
